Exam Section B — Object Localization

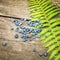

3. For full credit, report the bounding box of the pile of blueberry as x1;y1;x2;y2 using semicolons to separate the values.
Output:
11;19;43;42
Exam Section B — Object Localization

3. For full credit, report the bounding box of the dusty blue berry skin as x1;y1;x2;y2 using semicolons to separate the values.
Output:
43;53;48;57
19;23;22;26
12;19;17;23
48;30;51;32
15;27;19;32
21;18;24;21
39;53;43;57
15;34;19;38
22;35;27;42
33;48;36;52
2;42;7;46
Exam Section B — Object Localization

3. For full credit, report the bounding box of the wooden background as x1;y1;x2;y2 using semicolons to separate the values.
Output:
0;0;60;60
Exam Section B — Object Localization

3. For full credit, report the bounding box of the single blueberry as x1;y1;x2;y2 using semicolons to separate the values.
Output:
19;22;22;26
21;18;24;21
2;42;7;46
33;48;36;52
32;23;36;27
12;19;16;23
39;53;43;57
15;22;20;26
15;34;19;38
22;35;27;42
48;30;51;32
31;29;35;33
15;27;19;32
43;53;48;57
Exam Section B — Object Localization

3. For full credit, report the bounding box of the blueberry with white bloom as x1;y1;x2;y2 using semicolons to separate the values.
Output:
22;35;27;42
43;53;48;57
48;30;51;32
33;48;36;52
11;19;17;23
15;34;19;39
15;21;20;26
32;22;36;27
21;18;26;21
15;27;19;32
25;28;30;32
27;21;31;25
31;29;35;33
28;21;33;26
21;30;26;35
28;29;32;33
39;53;43;57
36;29;41;33
19;22;22;26
2;42;7;46
23;18;26;21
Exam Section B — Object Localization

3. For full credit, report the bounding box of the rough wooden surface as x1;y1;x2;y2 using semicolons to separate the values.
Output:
0;0;60;60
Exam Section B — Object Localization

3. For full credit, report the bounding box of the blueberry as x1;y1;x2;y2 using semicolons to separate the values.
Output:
15;22;20;26
12;19;16;23
26;28;30;32
33;48;36;52
15;27;19;32
15;34;19;38
31;29;35;33
39;53;43;57
22;35;27;42
34;20;39;23
32;23;36;27
21;18;24;21
2;42;7;46
43;53;48;57
19;23;22;26
48;30;51;32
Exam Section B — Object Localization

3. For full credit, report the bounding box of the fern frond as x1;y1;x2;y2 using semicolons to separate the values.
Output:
28;0;60;60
